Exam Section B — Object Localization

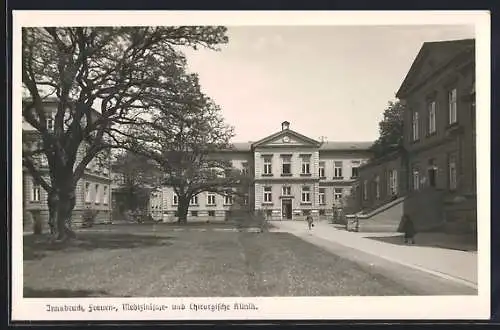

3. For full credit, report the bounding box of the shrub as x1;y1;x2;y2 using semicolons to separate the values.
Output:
82;209;99;228
331;208;347;225
24;211;33;232
31;210;43;235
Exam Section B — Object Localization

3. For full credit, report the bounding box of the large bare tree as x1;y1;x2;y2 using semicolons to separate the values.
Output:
21;26;228;240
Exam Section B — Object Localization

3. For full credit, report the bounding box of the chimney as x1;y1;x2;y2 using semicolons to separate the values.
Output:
281;121;290;131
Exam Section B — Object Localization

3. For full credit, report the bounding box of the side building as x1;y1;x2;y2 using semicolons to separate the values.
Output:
152;121;372;222
358;38;476;235
22;98;113;231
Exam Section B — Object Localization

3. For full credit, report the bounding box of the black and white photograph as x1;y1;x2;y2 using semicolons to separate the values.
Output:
11;10;490;321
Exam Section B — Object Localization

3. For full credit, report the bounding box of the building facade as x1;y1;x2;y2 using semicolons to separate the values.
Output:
358;39;476;234
152;121;372;222
358;151;408;213
22;98;112;231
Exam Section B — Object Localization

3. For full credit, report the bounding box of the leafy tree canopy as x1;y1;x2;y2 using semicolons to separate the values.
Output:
369;100;405;159
22;26;228;239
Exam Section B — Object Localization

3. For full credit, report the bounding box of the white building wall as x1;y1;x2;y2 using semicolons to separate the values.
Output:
153;130;371;222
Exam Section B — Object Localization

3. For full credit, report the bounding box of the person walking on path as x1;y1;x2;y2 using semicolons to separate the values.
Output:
401;214;416;244
306;214;314;230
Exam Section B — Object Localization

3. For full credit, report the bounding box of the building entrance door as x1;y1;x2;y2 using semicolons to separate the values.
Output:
282;199;293;220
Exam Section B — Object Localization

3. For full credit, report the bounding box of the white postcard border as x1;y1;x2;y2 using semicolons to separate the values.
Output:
11;10;491;321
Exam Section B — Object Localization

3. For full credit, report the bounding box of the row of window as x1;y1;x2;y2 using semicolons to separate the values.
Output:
30;182;109;205
163;208;332;218
412;88;458;141
25;139;110;177
362;169;398;201
411;155;457;191
361;155;459;201
165;193;249;208
180;210;218;217
263;186;344;204
262;157;360;178
84;182;109;205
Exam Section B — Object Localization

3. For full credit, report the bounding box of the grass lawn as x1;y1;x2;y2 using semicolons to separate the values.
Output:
23;226;412;297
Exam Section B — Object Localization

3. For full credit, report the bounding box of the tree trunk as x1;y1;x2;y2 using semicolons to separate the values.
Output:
55;188;77;241
177;196;189;224
47;190;58;236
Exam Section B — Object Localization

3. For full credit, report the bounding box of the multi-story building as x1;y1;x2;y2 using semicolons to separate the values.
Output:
152;121;372;222
357;150;408;213
358;38;476;234
22;98;112;231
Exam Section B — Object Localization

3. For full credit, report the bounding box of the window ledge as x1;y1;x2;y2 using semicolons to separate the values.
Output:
206;204;217;207
262;174;274;177
332;177;344;180
300;173;312;177
300;202;312;205
281;173;293;177
262;202;274;206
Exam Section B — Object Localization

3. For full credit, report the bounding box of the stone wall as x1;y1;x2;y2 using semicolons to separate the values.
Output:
403;187;446;232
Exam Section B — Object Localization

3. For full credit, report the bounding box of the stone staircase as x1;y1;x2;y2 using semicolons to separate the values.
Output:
350;197;406;233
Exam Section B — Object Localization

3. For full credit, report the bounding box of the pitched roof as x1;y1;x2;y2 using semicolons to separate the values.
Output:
226;142;253;151
319;141;373;151
251;128;321;149
396;38;475;98
224;140;373;152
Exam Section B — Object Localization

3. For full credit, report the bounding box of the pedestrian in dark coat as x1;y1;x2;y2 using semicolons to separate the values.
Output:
401;214;416;244
306;215;314;230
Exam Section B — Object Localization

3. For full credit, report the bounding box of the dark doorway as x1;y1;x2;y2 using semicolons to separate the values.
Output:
282;199;293;220
428;167;437;187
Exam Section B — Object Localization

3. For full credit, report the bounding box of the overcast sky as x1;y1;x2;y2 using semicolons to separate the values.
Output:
183;25;475;143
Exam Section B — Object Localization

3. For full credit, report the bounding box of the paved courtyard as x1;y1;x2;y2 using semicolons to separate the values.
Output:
270;220;478;290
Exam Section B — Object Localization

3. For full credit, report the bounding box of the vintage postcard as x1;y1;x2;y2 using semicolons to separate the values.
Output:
11;10;490;321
